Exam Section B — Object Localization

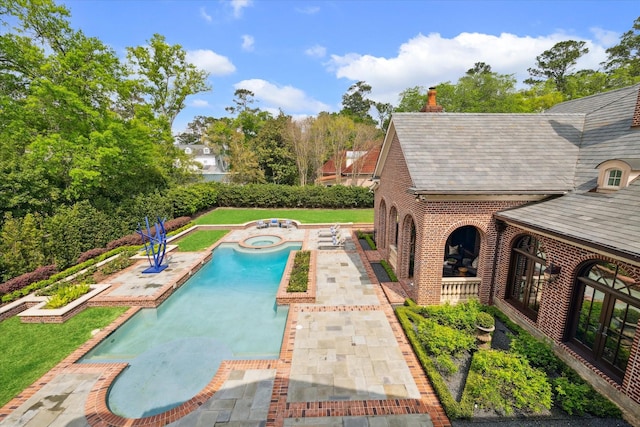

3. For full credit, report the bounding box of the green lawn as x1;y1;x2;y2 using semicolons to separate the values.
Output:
0;306;128;407
194;208;374;225
175;230;229;251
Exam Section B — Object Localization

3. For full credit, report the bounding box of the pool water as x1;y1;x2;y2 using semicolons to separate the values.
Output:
80;242;301;418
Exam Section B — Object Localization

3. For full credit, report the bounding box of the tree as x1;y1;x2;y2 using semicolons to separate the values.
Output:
0;212;46;281
396;86;428;112
526;40;589;95
126;33;211;129
435;63;522;113
254;113;298;185
603;16;640;85
227;132;264;184
340;81;375;124
374;102;393;133
287;117;317;186
349;123;381;185
176;115;217;145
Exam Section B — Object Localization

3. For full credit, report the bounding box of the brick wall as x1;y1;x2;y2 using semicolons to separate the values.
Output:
494;223;640;415
374;135;526;305
632;86;640;128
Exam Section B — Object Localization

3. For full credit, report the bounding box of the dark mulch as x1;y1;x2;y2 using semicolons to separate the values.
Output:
359;238;373;250
370;262;391;282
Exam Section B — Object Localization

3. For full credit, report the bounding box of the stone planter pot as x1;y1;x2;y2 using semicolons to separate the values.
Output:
476;324;495;349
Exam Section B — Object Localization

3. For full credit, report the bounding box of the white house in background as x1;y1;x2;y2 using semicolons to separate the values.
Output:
175;144;229;182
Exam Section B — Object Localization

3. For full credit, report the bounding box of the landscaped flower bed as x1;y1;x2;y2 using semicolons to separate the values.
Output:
396;299;624;421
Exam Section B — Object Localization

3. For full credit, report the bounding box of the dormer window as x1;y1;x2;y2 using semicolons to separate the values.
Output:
606;169;622;188
203;147;210;155
595;159;640;192
184;147;192;155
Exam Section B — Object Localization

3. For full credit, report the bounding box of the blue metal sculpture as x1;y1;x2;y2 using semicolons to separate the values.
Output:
137;217;168;274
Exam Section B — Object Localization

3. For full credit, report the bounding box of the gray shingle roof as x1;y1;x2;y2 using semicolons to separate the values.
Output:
391;113;584;193
547;84;640;191
496;179;640;259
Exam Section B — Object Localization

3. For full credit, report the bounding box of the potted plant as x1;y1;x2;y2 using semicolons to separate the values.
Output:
475;311;495;349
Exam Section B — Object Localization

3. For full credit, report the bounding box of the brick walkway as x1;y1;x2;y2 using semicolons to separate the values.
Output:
0;226;449;427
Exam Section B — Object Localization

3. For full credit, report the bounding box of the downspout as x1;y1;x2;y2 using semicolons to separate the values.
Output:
489;219;507;305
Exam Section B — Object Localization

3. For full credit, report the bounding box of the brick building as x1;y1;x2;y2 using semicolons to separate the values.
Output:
371;84;640;422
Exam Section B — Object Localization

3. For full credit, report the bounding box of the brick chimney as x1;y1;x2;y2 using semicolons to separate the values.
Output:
420;86;443;112
632;86;640;128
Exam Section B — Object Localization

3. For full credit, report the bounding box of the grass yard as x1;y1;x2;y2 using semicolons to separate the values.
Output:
194;208;374;225
175;229;229;251
0;306;129;407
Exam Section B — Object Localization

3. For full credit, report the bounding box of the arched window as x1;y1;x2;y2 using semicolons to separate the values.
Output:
408;217;416;278
568;262;640;383
506;235;546;320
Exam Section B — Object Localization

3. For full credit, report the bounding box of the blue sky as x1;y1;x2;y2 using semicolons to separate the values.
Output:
62;0;639;133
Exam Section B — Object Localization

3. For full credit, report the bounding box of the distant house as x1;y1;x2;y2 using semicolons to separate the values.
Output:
175;144;228;182
317;146;381;187
372;85;640;424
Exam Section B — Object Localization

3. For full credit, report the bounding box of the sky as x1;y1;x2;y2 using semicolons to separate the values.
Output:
61;0;640;134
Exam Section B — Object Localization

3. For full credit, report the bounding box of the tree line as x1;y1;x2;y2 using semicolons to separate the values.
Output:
1;0;639;280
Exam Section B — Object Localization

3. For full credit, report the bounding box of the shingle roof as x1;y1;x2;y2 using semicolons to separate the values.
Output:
548;84;640;191
496;179;640;259
389;113;585;193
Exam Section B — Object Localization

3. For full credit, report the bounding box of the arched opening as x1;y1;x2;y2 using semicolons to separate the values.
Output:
378;200;387;249
505;235;546;321
409;218;416;278
567;261;640;383
443;225;481;278
389;206;398;249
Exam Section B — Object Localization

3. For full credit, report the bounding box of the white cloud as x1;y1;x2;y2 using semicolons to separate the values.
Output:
234;79;330;114
200;7;212;22
305;44;326;59
186;49;236;75
296;6;320;15
230;0;252;18
190;99;210;108
327;31;614;105
242;34;255;51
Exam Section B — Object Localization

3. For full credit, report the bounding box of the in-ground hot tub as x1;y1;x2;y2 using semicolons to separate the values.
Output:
239;235;284;249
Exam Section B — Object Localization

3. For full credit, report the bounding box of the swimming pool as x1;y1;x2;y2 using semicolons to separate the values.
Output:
80;241;301;418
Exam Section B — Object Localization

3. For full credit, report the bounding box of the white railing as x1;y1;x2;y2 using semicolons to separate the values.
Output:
440;277;481;304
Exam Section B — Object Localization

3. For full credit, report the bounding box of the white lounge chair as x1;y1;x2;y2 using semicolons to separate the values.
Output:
318;224;340;237
283;219;294;229
256;220;268;229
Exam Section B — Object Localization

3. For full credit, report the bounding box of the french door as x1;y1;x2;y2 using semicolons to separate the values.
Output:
570;263;640;382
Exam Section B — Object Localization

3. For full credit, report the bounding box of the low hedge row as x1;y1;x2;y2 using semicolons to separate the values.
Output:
287;250;311;292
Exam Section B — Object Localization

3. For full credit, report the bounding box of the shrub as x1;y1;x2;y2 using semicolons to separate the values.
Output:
0;265;58;296
552;375;622;418
77;248;107;264
379;259;398;281
465;349;552;415
476;312;495;329
417;317;475;375
510;333;560;375
418;299;481;333
287;250;310;292
44;284;91;309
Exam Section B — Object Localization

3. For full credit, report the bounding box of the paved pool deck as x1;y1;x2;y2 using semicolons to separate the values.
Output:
0;225;448;427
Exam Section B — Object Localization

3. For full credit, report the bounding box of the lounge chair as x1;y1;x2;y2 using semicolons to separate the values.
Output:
318;224;340;237
269;218;279;227
256;220;268;229
318;235;345;249
283;219;294;229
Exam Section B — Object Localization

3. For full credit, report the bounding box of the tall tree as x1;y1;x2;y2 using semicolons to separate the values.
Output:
254;113;298;185
603;16;640;85
526;40;589;95
340;81;375;124
287;117;317;186
435;63;522;112
126;33;211;129
396;86;428;112
374;102;393;133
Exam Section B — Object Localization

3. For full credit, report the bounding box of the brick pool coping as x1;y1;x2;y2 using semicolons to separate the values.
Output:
0;228;450;427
